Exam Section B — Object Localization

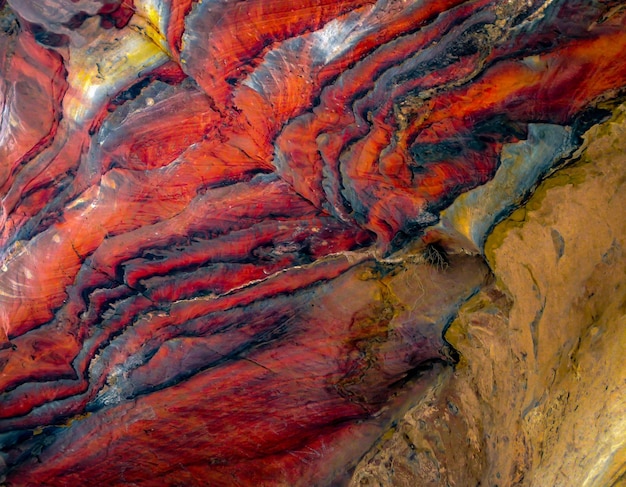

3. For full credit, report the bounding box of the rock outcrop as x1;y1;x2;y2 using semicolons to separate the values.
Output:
1;1;625;485
352;104;626;487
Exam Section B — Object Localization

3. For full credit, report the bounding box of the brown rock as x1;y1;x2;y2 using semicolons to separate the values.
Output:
351;104;626;487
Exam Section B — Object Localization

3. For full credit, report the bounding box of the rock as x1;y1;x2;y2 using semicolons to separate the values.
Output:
351;103;626;487
1;0;626;485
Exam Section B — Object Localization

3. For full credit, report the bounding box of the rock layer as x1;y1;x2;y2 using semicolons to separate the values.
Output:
351;103;626;487
1;0;626;485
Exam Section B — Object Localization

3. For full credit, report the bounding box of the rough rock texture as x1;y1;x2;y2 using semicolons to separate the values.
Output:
2;0;626;485
351;104;626;487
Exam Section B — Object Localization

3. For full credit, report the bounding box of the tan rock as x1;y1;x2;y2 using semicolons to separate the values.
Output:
351;106;626;487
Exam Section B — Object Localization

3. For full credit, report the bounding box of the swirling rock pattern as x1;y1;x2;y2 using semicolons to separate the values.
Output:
0;0;625;485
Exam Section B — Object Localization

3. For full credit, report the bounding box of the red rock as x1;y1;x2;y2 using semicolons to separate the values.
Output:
1;0;626;485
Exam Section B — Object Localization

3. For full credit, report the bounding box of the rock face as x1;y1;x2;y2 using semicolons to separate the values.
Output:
351;105;626;487
1;0;626;485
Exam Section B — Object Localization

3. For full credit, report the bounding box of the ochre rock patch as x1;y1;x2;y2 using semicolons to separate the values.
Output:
351;104;626;487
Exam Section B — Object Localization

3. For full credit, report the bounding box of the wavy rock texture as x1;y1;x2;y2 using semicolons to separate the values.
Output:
0;0;625;485
351;104;626;487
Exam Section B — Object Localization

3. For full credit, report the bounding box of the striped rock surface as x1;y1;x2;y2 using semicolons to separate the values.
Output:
1;0;625;485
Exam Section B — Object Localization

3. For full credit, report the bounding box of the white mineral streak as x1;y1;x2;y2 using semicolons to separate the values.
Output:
64;17;168;125
243;0;420;95
440;123;576;251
